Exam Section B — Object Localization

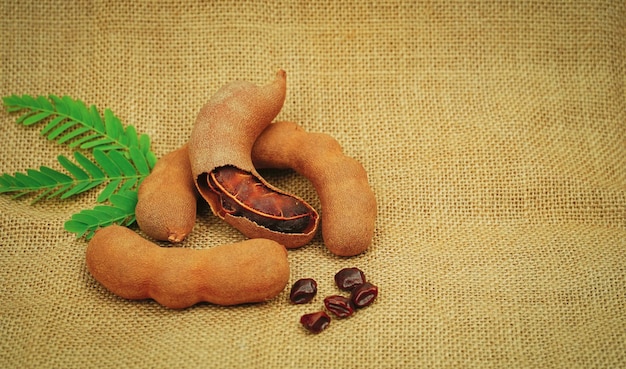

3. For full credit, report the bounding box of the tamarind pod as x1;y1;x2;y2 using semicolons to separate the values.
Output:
135;144;197;243
86;225;290;309
252;121;377;256
189;70;319;248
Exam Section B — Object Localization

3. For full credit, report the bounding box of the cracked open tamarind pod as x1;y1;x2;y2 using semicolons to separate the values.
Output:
188;70;319;248
252;121;376;256
135;144;197;243
86;225;290;308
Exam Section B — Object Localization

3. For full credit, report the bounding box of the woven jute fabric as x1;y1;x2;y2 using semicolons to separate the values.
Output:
1;1;625;368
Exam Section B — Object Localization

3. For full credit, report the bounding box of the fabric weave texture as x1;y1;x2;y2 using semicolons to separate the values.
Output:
1;1;625;368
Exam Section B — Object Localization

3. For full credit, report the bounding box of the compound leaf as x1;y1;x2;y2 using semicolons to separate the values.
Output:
3;94;155;167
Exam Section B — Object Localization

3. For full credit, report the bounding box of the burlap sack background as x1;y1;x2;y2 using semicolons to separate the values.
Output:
1;1;624;368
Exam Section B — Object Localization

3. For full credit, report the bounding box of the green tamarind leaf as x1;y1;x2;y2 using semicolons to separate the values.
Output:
41;116;66;135
4;94;155;157
64;222;90;238
57;155;89;180
57;126;91;144
47;120;78;140
71;212;101;226
14;172;40;187
36;95;53;111
129;146;150;176
108;150;137;177
93;149;122;177
80;137;117;150
68;133;100;149
30;187;57;204
104;108;122;139
23;111;52;126
124;125;139;148
89;105;105;132
0;150;145;203
97;179;121;203
39;166;72;182
74;151;105;179
3;94;158;239
109;191;137;213
60;181;93;199
25;169;56;186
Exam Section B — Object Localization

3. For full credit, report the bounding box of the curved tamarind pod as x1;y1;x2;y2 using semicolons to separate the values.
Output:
252;121;376;256
188;70;319;248
135;144;197;243
86;225;290;309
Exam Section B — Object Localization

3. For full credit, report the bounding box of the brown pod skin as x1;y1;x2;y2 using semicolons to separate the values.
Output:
188;70;319;248
136;144;197;243
252;121;376;256
86;225;290;309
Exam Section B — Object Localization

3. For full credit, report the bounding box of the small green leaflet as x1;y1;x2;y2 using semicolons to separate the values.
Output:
2;94;158;240
64;191;138;240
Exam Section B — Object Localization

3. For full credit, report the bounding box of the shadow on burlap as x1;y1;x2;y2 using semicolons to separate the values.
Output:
1;1;624;368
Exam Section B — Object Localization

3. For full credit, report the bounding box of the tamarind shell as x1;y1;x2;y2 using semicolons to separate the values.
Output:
188;70;319;248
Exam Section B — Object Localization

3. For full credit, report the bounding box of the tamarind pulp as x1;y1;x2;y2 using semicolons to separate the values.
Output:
207;165;314;234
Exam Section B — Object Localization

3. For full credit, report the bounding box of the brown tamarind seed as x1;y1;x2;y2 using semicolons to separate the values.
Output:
208;166;315;234
289;278;317;304
334;267;366;291
350;282;378;308
323;295;355;318
300;311;330;334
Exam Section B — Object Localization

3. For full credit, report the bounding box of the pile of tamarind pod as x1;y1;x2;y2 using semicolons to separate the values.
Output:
86;70;377;309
